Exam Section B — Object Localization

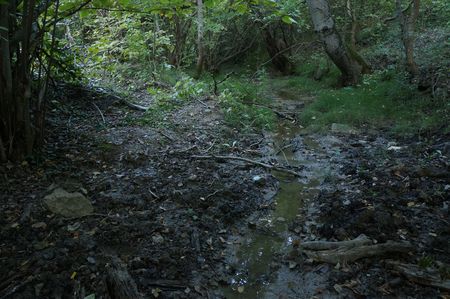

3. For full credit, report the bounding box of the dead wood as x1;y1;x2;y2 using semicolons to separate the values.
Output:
388;261;450;291
301;234;371;251
105;256;143;299
191;154;302;177
304;241;413;264
116;97;149;112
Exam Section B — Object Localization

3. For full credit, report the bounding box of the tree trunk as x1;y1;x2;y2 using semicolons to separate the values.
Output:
396;0;420;77
346;0;357;51
263;25;293;75
194;0;205;79
306;0;361;86
0;3;13;158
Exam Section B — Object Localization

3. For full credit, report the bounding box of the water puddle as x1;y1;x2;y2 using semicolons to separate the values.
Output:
223;108;326;298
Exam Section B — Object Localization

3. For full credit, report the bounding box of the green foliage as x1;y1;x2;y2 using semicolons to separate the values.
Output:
418;256;435;268
297;70;449;135
218;77;276;131
134;74;207;126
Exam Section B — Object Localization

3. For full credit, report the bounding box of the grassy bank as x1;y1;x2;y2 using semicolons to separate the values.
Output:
268;64;449;136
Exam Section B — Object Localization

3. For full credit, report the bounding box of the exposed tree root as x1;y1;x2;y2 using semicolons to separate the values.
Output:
388;261;450;291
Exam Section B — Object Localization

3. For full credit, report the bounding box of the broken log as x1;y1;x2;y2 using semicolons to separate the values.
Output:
304;241;413;264
301;234;371;251
191;155;302;177
388;261;450;291
106;256;143;299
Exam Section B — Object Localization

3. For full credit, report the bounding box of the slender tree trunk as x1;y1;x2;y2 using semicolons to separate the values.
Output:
345;0;371;74
396;0;420;77
346;0;357;51
0;2;14;158
195;0;205;79
306;0;361;86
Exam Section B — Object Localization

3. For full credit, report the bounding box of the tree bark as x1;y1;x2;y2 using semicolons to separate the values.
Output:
194;0;204;79
306;0;361;86
396;0;420;77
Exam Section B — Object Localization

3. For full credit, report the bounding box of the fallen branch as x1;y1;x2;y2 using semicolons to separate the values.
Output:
116;97;149;112
304;241;413;264
387;261;450;291
191;154;301;177
301;234;371;251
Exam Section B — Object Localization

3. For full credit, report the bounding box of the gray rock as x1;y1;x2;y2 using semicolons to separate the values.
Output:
252;175;266;186
331;123;357;135
152;233;164;244
44;188;93;218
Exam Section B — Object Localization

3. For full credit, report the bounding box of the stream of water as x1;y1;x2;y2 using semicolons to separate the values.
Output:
223;101;326;298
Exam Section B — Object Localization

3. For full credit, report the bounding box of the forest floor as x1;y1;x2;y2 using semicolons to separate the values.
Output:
0;81;449;299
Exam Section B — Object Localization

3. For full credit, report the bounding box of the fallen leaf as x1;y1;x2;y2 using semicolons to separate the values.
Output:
152;288;161;298
71;272;77;280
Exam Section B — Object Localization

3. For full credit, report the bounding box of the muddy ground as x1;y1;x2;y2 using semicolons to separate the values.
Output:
0;84;449;299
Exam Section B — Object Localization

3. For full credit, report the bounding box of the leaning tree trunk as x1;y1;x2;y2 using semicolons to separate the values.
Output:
194;0;205;79
306;0;361;86
396;0;420;77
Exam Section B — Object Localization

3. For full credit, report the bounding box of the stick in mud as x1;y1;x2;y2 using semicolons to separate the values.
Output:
191;154;302;177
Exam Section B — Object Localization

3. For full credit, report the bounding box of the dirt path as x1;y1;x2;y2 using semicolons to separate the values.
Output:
0;84;449;299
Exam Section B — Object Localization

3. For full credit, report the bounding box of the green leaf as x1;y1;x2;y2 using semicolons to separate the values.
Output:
281;15;297;24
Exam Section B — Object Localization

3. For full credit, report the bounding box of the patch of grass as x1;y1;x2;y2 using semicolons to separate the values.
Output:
297;69;449;136
218;76;276;131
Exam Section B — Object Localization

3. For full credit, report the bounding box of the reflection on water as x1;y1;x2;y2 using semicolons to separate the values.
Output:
223;118;324;298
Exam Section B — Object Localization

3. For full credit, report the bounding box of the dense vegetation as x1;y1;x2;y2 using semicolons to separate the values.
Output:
0;0;448;159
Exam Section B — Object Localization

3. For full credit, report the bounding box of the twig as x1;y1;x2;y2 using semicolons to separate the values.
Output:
191;154;301;177
149;189;159;199
152;129;175;142
116;97;149;112
196;97;210;108
202;140;216;153
205;189;222;199
92;102;106;124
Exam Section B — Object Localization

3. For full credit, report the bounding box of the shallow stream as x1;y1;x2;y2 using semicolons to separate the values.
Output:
223;96;327;298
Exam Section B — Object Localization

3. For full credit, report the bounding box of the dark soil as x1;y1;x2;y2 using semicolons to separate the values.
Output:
289;132;450;298
0;85;277;299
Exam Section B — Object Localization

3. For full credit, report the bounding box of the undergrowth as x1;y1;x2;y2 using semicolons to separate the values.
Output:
270;65;449;136
218;75;276;131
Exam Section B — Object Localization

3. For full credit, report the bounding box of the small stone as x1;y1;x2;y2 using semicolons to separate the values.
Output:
188;175;198;181
276;217;286;222
152;233;164;244
252;175;266;186
32;222;47;229
331;123;357;135
34;283;44;297
87;257;96;264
